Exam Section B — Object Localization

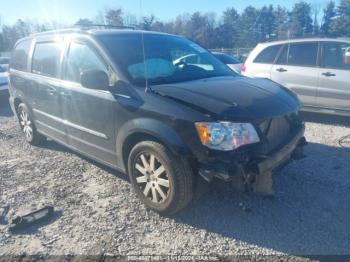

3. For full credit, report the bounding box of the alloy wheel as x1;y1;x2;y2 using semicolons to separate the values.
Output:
19;109;33;141
134;153;170;204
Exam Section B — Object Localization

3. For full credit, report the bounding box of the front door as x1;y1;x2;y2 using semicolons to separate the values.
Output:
61;40;117;166
317;42;350;111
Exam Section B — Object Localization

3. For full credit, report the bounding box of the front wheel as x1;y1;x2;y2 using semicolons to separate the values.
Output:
127;141;193;214
17;103;46;145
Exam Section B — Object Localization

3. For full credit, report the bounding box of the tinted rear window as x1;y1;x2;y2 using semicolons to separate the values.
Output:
288;43;318;67
10;39;32;71
322;42;350;70
32;42;62;78
254;45;281;64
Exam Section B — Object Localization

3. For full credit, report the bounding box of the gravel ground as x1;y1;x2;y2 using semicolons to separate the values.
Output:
0;98;350;258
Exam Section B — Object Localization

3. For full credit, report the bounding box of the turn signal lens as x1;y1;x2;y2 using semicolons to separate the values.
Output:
195;123;211;144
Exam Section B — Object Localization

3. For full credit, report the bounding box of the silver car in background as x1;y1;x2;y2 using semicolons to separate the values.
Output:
242;38;350;116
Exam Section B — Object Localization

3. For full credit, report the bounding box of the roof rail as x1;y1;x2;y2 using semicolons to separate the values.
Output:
73;24;135;30
263;35;350;43
30;24;136;37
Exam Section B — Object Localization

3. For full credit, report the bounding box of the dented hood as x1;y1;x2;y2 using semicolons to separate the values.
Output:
152;76;300;121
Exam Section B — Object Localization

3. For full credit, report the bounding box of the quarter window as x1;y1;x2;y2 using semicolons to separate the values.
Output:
32;42;62;77
323;42;350;70
64;42;107;83
10;39;32;71
287;43;318;67
254;45;281;64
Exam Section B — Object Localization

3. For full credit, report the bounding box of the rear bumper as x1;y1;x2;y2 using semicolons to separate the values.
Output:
199;125;306;182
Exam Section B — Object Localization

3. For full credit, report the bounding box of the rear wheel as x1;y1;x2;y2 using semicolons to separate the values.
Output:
18;103;46;145
127;141;193;214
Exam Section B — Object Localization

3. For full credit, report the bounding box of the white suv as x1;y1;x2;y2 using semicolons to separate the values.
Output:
242;38;350;116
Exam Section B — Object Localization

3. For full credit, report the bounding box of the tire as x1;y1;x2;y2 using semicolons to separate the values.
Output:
127;141;193;215
17;103;46;145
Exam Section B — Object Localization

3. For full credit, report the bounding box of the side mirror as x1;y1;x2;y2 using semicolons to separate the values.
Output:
81;69;109;90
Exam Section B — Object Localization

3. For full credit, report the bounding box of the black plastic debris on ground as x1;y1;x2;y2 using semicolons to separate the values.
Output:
0;205;10;225
0;130;13;140
9;206;55;234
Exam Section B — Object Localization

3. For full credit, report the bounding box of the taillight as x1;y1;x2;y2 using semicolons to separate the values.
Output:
241;63;246;73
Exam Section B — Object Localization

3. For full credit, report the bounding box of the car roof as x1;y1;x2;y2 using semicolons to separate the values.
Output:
259;37;350;46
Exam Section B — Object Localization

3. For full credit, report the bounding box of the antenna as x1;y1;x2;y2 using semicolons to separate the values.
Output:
139;0;149;92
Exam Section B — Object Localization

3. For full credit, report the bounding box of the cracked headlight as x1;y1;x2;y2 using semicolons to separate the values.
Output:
195;122;260;151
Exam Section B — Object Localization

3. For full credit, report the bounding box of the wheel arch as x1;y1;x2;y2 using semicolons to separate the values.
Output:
116;118;192;171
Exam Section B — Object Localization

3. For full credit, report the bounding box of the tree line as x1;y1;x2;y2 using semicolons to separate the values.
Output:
1;0;350;52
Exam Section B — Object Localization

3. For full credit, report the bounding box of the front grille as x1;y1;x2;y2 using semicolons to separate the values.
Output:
262;117;291;153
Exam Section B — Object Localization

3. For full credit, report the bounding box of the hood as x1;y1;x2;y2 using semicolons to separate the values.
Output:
152;76;300;121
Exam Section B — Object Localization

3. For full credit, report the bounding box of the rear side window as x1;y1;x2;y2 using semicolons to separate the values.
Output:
32;42;61;78
288;43;318;67
254;45;281;64
322;42;350;70
10;39;32;71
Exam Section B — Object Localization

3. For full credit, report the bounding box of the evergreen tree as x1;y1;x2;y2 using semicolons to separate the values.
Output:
320;1;336;36
330;0;350;36
290;1;313;37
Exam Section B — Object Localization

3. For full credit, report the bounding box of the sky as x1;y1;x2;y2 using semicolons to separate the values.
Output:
1;0;334;25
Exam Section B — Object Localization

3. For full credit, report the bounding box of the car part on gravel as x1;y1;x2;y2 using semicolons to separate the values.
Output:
0;205;10;224
9;206;54;233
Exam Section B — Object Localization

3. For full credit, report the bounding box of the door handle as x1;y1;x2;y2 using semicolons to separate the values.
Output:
322;72;336;77
276;68;287;72
47;86;57;95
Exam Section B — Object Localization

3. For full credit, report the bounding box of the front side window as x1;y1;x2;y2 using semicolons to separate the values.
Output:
32;42;61;77
254;45;281;64
287;43;318;67
10;39;32;71
322;42;350;70
64;42;107;83
98;34;233;86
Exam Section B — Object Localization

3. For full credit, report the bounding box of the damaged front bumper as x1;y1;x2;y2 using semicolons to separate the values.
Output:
199;125;306;183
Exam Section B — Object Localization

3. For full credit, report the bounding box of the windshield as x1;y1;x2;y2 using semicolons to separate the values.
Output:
99;34;234;86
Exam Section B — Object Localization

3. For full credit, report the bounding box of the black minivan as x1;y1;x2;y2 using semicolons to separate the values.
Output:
9;28;306;214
